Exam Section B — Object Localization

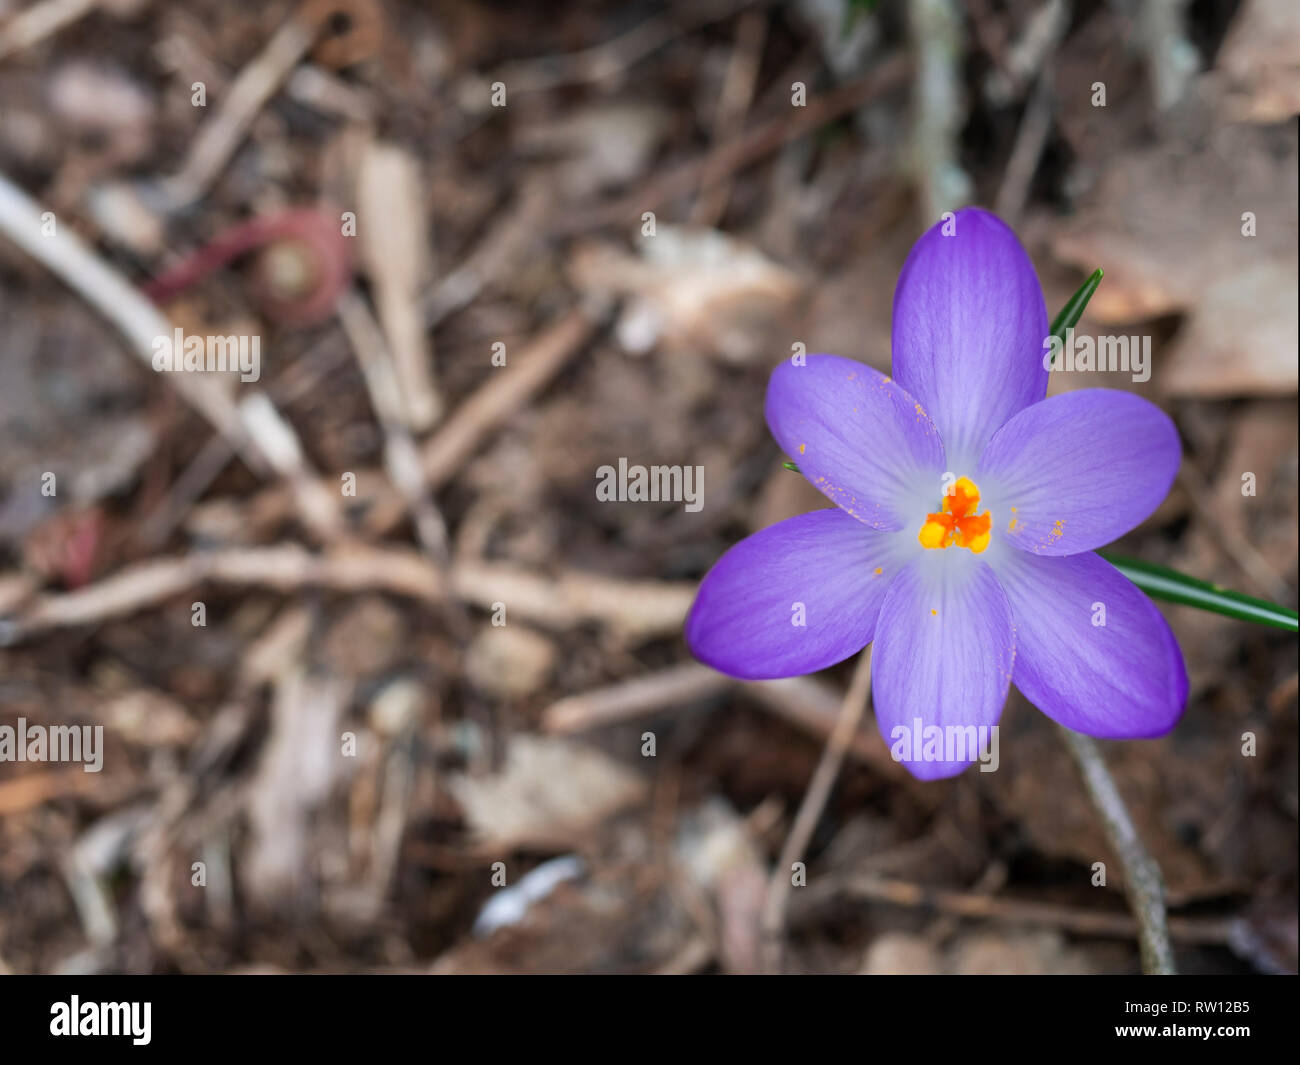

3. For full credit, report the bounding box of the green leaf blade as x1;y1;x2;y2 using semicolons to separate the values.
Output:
1048;267;1103;364
1103;554;1298;632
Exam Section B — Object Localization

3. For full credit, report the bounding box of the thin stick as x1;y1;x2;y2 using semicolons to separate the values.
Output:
992;0;1069;222
420;308;598;488
135;339;353;550
542;663;729;733
452;560;694;643
993;70;1055;223
135;432;239;550
422;178;551;329
0;548;697;645
337;287;471;639
236;393;344;542
746;675;904;778
829;876;1234;947
0;0;97;61
157;11;316;210
554;54;910;236
0;171;260;471
760;647;874;973
0;174;344;530
2;544;444;642
542;664;904;776
1059;726;1177;974
337;288;453;562
487;0;760;95
690;8;767;227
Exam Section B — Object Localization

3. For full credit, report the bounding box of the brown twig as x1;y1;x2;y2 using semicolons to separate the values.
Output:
553;54;910;235
993;70;1056;222
422;178;552;329
760;647;875;973
451;560;695;644
745;675;904;778
691;8;768;227
421;308;600;488
234;393;345;542
157;8;318;210
336;287;471;640
542;663;729;733
0;182;342;544
0;170;265;474
1059;726;1178;974
487;0;761;95
542;663;903;776
826;876;1235;947
993;1;1070;222
0;0;98;61
0;548;698;646
134;335;353;550
337;289;451;561
1;543;442;642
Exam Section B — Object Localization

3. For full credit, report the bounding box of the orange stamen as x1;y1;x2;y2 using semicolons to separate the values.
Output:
918;477;992;554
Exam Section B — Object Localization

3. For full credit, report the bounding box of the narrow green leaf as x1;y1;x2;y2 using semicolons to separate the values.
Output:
1103;555;1298;633
1048;267;1103;364
782;460;801;472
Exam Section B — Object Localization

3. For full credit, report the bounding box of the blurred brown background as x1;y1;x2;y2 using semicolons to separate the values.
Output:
0;0;1295;974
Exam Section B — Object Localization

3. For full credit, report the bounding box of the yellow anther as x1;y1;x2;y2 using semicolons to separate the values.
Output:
917;476;992;554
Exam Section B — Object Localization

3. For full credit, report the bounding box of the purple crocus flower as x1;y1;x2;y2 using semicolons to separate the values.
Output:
685;208;1187;779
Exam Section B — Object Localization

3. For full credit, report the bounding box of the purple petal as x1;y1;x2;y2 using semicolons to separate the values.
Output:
686;509;913;680
765;354;945;530
870;555;1015;780
976;389;1181;556
992;550;1188;737
891;208;1049;468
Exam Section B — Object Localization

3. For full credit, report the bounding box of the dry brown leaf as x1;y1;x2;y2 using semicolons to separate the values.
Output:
448;734;645;852
1214;0;1300;124
1051;119;1298;397
569;228;802;363
356;139;441;428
